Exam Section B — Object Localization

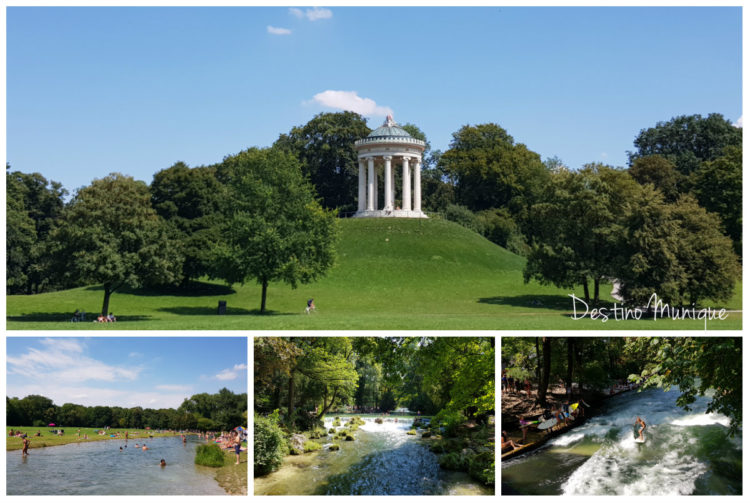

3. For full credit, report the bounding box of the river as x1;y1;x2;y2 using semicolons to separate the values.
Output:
6;435;226;495
254;415;493;495
502;387;742;495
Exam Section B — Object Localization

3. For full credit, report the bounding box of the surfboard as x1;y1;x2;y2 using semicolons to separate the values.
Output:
537;417;558;430
635;437;646;443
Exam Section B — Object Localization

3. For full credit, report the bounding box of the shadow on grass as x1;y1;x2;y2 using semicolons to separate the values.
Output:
6;312;152;323
156;306;297;317
478;294;572;310
84;281;237;297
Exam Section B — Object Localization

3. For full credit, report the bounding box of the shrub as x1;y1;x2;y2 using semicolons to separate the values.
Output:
254;413;287;476
407;429;417;435
329;443;340;451
303;440;322;452
375;418;383;424
438;452;468;471
345;434;355;441
468;451;495;485
332;419;341;427
328;428;336;434
445;204;482;233
433;409;467;437
195;443;226;468
421;431;432;438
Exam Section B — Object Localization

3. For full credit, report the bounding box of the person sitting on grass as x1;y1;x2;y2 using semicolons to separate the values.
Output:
306;298;316;314
501;430;520;452
107;312;116;322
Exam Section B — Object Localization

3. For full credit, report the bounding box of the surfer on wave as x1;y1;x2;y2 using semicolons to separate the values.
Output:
634;416;647;441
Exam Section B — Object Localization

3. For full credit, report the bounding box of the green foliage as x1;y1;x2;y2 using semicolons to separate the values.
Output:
628;113;742;176
345;433;355;441
48;173;181;315
274;111;371;212
439;123;549;224
303;440;322;452
690;145;742;255
406;429;417;435
150;162;226;284
629;155;684;201
433;409;467;437
438;452;468;471
525;164;640;303
214;147;339;313
625;337;742;436
328;443;340;451
195;443;226;467
254;413;287;476
477;207;527;254
468;451;495;485
444;204;482;233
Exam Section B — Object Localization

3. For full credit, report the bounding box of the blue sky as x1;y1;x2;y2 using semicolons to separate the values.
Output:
6;6;742;195
6;337;248;408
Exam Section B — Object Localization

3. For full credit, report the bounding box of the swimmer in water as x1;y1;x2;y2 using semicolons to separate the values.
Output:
160;459;166;467
635;416;647;441
142;444;148;451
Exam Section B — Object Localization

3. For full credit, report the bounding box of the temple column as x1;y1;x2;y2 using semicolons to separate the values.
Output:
373;164;379;210
383;156;393;210
367;157;375;211
402;156;412;211
358;159;366;212
413;158;422;212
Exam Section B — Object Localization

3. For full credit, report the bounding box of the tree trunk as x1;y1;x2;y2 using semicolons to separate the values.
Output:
594;278;600;305
287;375;295;427
101;286;113;316
536;337;551;407
582;280;590;304
566;338;574;396
534;337;541;385
260;279;268;314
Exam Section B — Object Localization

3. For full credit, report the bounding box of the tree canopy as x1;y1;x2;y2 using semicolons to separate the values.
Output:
213;147;339;313
48;173;181;315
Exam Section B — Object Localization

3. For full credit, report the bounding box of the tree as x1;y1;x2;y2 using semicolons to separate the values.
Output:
625;337;742;436
536;337;551;408
214;147;339;314
628;113;742;175
690;145;742;255
6;168;68;294
48;173;181;315
524;164;640;304
274;111;371;212
618;191;739;306
628;155;684;201
438;123;549;234
150;162;227;285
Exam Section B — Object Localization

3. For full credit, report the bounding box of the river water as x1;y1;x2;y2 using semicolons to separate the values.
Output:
502;388;742;495
254;415;493;495
6;436;225;495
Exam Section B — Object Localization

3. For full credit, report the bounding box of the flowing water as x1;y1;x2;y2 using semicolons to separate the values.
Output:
253;415;494;495
6;436;225;495
502;388;742;495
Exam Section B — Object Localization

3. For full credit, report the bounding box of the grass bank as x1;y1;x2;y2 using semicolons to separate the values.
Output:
215;447;248;495
7;219;742;330
6;426;182;451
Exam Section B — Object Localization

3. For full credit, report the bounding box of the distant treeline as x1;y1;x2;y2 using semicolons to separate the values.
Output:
6;388;247;431
7;112;741;310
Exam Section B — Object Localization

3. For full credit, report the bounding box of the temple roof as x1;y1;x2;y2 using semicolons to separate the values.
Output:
367;114;413;139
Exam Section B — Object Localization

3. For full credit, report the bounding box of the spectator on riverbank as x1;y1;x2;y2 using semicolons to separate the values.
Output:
502;430;520;452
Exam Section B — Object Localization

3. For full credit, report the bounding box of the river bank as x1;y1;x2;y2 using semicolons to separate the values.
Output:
6;426;184;450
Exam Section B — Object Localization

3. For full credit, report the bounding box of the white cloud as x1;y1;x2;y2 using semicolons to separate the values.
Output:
267;25;292;36
7;339;141;384
215;363;247;381
290;7;332;21
128;352;143;358
308;90;393;117
734;115;742;128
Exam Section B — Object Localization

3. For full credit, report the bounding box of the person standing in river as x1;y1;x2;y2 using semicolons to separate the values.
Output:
635;416;647;441
22;437;30;456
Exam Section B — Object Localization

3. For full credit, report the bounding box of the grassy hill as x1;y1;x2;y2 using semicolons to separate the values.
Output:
6;218;741;330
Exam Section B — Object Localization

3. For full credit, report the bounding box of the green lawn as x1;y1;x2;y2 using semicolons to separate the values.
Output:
6;219;742;330
6;426;180;450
